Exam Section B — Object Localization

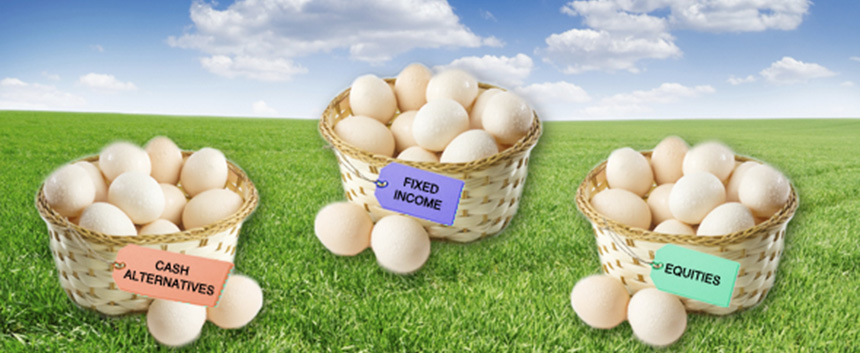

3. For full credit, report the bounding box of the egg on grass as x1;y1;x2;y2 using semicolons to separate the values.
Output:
440;129;499;163
683;141;735;183
481;91;533;145
207;274;264;329
627;288;687;347
146;299;206;347
425;69;478;110
314;202;373;256
371;215;431;274
570;275;629;329
697;202;755;236
646;183;674;225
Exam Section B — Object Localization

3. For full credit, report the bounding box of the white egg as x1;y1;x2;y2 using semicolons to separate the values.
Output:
147;299;206;347
725;161;759;202
697;202;755;236
371;215;431;274
590;189;652;230
72;161;108;202
627;288;687;347
397;146;439;163
646;183;674;225
412;99;469;152
145;136;183;185
738;164;791;218
389;111;418;153
469;88;502;129
653;219;695;235
99;142;151;182
180;147;229;197
44;164;96;217
570;275;629;329
669;172;726;225
207;274;264;329
139;219;181;235
440;130;499;163
425;69;479;109
682;141;735;183
78;202;137;236
108;171;165;225
606;147;654;197
182;188;243;230
394;63;432;112
314;202;373;256
349;74;397;124
334;115;396;157
481;91;533;145
650;136;688;184
159;183;187;226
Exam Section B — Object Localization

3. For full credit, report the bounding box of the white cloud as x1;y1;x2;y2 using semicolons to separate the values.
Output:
841;81;855;87
851;56;860;62
542;28;681;74
169;0;496;80
252;100;278;116
78;73;137;91
480;9;497;22
544;0;811;73
201;55;308;81
91;44;104;52
667;0;811;32
437;54;533;87
760;57;836;84
0;77;86;109
515;81;592;104
727;74;757;85
41;71;61;81
581;82;714;117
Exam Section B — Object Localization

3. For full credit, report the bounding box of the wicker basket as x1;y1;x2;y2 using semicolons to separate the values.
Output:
319;80;542;243
575;152;798;315
36;152;258;316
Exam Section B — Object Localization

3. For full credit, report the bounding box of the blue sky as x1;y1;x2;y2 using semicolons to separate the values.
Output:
1;0;858;120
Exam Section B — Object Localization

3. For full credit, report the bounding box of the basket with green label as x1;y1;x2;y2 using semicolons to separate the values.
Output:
571;136;798;346
316;63;542;274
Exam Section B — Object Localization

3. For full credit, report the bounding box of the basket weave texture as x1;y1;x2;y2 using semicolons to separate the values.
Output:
575;152;798;315
319;81;542;243
36;152;258;316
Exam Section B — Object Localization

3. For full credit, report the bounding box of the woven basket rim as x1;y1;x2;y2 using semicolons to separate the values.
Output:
575;151;798;246
36;151;259;247
318;79;542;174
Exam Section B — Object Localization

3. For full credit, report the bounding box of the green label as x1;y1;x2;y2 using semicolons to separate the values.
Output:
650;244;740;308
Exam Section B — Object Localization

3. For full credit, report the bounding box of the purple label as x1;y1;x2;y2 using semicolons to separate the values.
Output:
375;162;464;226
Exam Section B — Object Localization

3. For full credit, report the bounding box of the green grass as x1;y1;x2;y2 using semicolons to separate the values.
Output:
1;111;858;352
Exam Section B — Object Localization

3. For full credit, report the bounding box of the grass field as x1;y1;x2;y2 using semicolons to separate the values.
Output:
1;111;858;352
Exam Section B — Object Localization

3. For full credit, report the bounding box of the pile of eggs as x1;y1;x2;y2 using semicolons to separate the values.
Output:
314;202;431;274
147;273;264;347
591;136;792;236
336;63;535;163
43;136;245;235
571;275;687;347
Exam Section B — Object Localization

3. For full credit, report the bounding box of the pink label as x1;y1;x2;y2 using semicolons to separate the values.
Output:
112;244;233;307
